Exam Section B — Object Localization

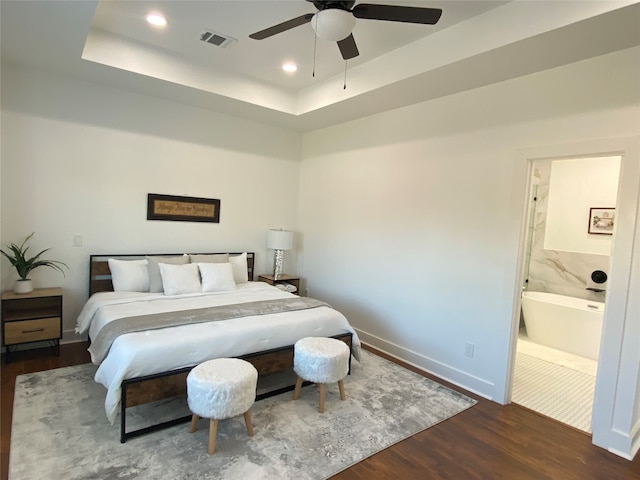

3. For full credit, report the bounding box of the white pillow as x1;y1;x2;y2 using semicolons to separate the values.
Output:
198;262;237;293
108;259;149;292
229;252;249;284
146;255;189;293
159;263;201;295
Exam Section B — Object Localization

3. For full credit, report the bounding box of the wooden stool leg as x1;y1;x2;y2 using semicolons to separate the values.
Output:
244;410;254;437
293;376;304;400
208;419;218;455
338;379;346;401
318;383;326;413
189;414;199;433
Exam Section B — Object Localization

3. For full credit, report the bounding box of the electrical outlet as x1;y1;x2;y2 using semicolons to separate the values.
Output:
465;342;475;358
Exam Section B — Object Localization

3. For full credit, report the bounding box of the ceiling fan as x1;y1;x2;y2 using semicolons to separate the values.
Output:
249;1;443;60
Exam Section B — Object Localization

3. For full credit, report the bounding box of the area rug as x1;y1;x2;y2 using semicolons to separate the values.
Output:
10;350;476;480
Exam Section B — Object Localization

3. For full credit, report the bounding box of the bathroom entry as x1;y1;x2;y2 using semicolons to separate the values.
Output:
512;155;622;433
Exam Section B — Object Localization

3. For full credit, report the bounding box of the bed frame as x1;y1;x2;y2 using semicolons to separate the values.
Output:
87;253;353;443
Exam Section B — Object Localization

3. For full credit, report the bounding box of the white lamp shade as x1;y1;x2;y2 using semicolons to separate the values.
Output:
311;9;356;42
267;229;293;250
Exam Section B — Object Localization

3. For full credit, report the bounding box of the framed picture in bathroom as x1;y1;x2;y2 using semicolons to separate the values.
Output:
588;207;615;235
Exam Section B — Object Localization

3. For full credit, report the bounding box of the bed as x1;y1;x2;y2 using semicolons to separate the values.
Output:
76;252;361;442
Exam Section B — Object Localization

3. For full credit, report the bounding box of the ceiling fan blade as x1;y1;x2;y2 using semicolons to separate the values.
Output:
352;4;442;25
337;34;359;60
249;13;314;40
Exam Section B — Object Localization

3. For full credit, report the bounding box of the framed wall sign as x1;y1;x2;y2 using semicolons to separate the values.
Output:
147;194;220;223
588;207;614;235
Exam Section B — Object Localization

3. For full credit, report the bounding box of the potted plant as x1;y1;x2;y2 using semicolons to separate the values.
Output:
1;232;68;294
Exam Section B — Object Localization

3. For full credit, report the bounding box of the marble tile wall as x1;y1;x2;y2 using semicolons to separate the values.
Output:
525;160;609;302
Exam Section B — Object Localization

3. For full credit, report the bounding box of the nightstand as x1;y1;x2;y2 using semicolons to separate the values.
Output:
258;274;300;294
2;287;62;363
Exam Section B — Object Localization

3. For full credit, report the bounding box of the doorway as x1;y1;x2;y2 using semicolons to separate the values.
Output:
512;155;620;432
505;136;639;455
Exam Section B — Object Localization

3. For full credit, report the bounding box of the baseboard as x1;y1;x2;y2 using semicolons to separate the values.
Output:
605;421;640;461
62;328;87;345
355;328;495;401
631;423;640;460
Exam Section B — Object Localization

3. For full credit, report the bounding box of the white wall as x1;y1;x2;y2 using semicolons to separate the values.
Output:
545;156;620;254
299;47;640;454
1;63;302;341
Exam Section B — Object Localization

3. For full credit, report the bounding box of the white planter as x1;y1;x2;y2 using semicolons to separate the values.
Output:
14;279;33;294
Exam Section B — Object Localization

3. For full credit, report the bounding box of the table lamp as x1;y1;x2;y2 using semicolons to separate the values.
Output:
267;229;293;279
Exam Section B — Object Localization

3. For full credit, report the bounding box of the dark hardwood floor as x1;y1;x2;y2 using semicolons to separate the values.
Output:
1;343;639;479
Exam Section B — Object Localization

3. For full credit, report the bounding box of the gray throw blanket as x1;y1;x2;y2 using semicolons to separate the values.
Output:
88;297;332;364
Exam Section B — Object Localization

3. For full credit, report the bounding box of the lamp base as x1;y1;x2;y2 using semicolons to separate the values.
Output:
273;249;284;279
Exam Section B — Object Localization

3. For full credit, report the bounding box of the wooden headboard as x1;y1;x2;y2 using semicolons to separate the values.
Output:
89;252;255;296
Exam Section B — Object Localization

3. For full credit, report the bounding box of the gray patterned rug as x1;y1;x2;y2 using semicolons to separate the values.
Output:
10;350;476;480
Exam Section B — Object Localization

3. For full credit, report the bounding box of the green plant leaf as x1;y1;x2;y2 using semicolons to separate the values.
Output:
0;233;68;280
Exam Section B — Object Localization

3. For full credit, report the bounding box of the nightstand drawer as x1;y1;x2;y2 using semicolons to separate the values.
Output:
4;317;61;344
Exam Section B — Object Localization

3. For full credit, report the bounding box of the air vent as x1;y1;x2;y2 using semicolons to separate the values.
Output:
200;30;237;48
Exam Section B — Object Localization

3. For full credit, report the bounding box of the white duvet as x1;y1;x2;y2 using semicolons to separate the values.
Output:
75;282;361;423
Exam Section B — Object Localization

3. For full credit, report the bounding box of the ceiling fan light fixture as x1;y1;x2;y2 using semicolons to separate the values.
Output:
311;9;356;42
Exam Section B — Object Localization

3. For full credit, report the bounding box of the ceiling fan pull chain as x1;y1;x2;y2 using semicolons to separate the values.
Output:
343;61;347;90
312;15;318;78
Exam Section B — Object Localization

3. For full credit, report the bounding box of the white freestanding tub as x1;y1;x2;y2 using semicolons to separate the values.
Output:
521;291;604;360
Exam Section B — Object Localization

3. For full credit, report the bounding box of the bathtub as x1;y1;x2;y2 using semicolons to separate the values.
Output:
521;291;604;360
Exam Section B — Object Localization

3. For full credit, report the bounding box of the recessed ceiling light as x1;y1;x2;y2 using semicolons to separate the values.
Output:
145;13;167;27
282;63;298;73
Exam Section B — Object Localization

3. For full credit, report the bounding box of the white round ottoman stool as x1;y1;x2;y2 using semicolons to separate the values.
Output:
187;358;258;455
292;337;350;413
